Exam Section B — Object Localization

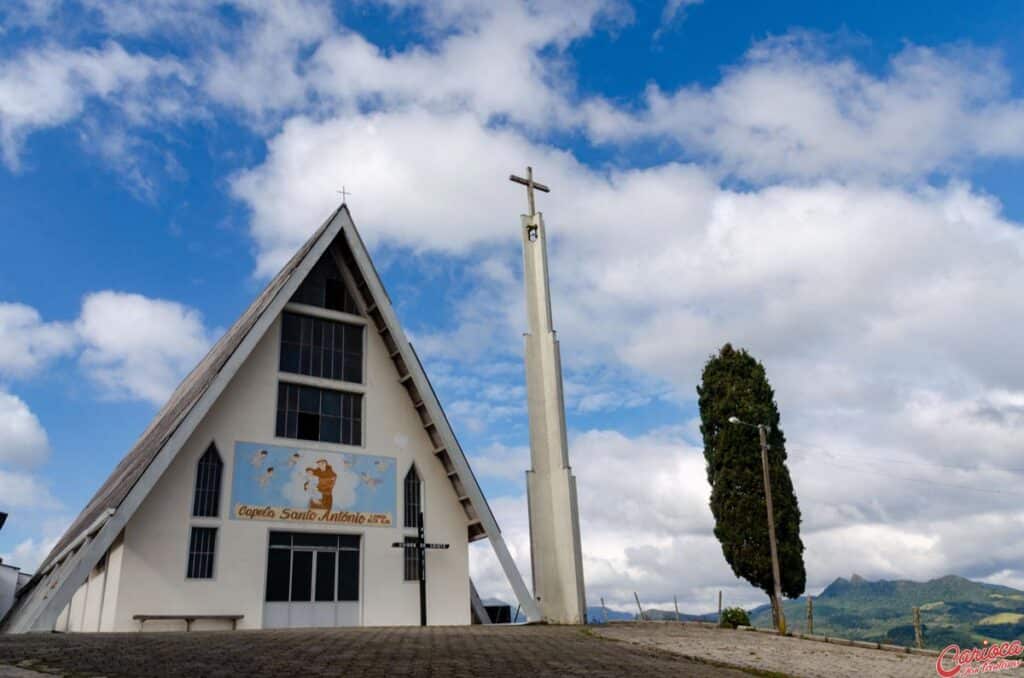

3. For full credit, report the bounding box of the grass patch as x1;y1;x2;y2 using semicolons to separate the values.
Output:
977;613;1024;625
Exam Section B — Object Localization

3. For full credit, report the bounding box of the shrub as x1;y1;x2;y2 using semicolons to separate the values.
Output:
719;607;751;629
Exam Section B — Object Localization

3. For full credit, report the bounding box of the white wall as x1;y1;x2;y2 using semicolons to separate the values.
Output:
0;564;19;623
103;302;470;631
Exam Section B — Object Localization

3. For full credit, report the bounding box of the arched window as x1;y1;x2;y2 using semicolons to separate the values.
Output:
404;466;421;528
192;444;223;517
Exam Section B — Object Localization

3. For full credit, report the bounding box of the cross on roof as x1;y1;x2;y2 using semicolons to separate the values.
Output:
337;186;352;204
509;166;550;217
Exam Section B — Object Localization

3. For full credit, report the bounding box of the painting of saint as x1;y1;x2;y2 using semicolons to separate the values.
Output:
307;458;337;509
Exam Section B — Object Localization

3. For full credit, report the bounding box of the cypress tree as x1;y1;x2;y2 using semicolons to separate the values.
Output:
697;343;806;629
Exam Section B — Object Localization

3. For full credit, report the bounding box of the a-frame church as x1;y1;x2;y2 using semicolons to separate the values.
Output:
2;205;537;633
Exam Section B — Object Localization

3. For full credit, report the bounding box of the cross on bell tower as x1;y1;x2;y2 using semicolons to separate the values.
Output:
508;167;586;625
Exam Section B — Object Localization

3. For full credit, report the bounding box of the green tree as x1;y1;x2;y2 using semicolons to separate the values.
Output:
697;343;806;630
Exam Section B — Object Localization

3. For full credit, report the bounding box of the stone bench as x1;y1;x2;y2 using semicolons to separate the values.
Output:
133;614;243;631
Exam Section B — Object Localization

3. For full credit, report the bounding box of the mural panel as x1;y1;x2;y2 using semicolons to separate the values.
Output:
231;441;396;527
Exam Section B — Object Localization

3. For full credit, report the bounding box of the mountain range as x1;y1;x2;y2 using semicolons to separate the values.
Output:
748;574;1024;649
512;574;1024;650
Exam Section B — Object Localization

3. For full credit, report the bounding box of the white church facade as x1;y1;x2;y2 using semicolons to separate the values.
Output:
1;205;537;633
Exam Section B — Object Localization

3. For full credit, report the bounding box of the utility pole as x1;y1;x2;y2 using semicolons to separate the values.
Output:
727;416;788;635
633;592;645;621
806;596;814;635
758;423;787;635
913;607;924;649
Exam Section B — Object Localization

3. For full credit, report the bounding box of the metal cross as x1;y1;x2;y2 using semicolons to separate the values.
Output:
391;511;449;626
509;166;550;217
337;186;352;204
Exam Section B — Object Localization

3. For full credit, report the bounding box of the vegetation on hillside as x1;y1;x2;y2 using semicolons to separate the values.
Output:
749;574;1024;649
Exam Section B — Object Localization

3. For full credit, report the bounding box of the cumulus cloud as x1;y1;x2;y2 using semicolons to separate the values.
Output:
76;291;215;405
0;516;69;572
0;293;214;407
0;41;188;169
0;303;76;378
470;427;1024;613
306;1;623;128
203;1;335;118
584;35;1024;181
0;469;60;510
0;391;50;467
231;110;593;274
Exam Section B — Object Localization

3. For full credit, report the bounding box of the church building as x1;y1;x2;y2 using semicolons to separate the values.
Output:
1;205;534;633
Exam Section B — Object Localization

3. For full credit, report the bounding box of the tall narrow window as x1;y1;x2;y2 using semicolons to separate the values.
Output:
403;536;420;581
404;466;421;528
186;527;217;579
192;444;223;517
291;254;359;314
280;312;363;383
276;382;362;445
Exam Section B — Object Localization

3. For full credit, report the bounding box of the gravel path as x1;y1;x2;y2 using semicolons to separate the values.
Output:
595;623;941;678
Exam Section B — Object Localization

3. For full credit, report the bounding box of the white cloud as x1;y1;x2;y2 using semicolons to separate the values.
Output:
0;536;56;573
584;35;1024;181
231;110;593;275
469;427;756;612
202;1;335;118
655;0;703;38
306;1;623;129
470;425;1024;614
0;303;76;378
0;469;60;510
0;41;188;169
76;291;215;405
0;391;50;467
0;515;69;572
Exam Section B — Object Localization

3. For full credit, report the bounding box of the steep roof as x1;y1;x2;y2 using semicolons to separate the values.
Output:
3;205;538;632
38;210;339;577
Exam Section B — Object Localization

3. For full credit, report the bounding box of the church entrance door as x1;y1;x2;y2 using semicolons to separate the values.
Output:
262;531;361;628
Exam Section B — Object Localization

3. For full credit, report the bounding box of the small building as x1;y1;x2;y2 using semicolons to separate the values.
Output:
2;206;531;632
0;561;31;622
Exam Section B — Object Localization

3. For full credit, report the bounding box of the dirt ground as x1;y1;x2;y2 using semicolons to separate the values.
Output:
595;622;942;678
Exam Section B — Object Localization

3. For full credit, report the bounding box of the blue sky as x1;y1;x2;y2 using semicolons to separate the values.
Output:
2;0;1024;613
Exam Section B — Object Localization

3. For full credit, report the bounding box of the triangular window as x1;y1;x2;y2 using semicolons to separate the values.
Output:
291;253;359;314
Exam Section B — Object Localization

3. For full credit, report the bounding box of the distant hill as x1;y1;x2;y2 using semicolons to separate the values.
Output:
749;574;1024;649
642;609;718;622
586;605;717;623
587;605;634;623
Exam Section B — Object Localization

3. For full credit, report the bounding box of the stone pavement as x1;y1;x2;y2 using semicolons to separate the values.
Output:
596;623;941;678
0;625;753;677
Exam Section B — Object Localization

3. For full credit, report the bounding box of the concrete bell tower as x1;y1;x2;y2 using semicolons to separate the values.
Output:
510;167;587;624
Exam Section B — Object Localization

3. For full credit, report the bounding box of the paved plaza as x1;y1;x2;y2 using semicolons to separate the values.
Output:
0;625;751;677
